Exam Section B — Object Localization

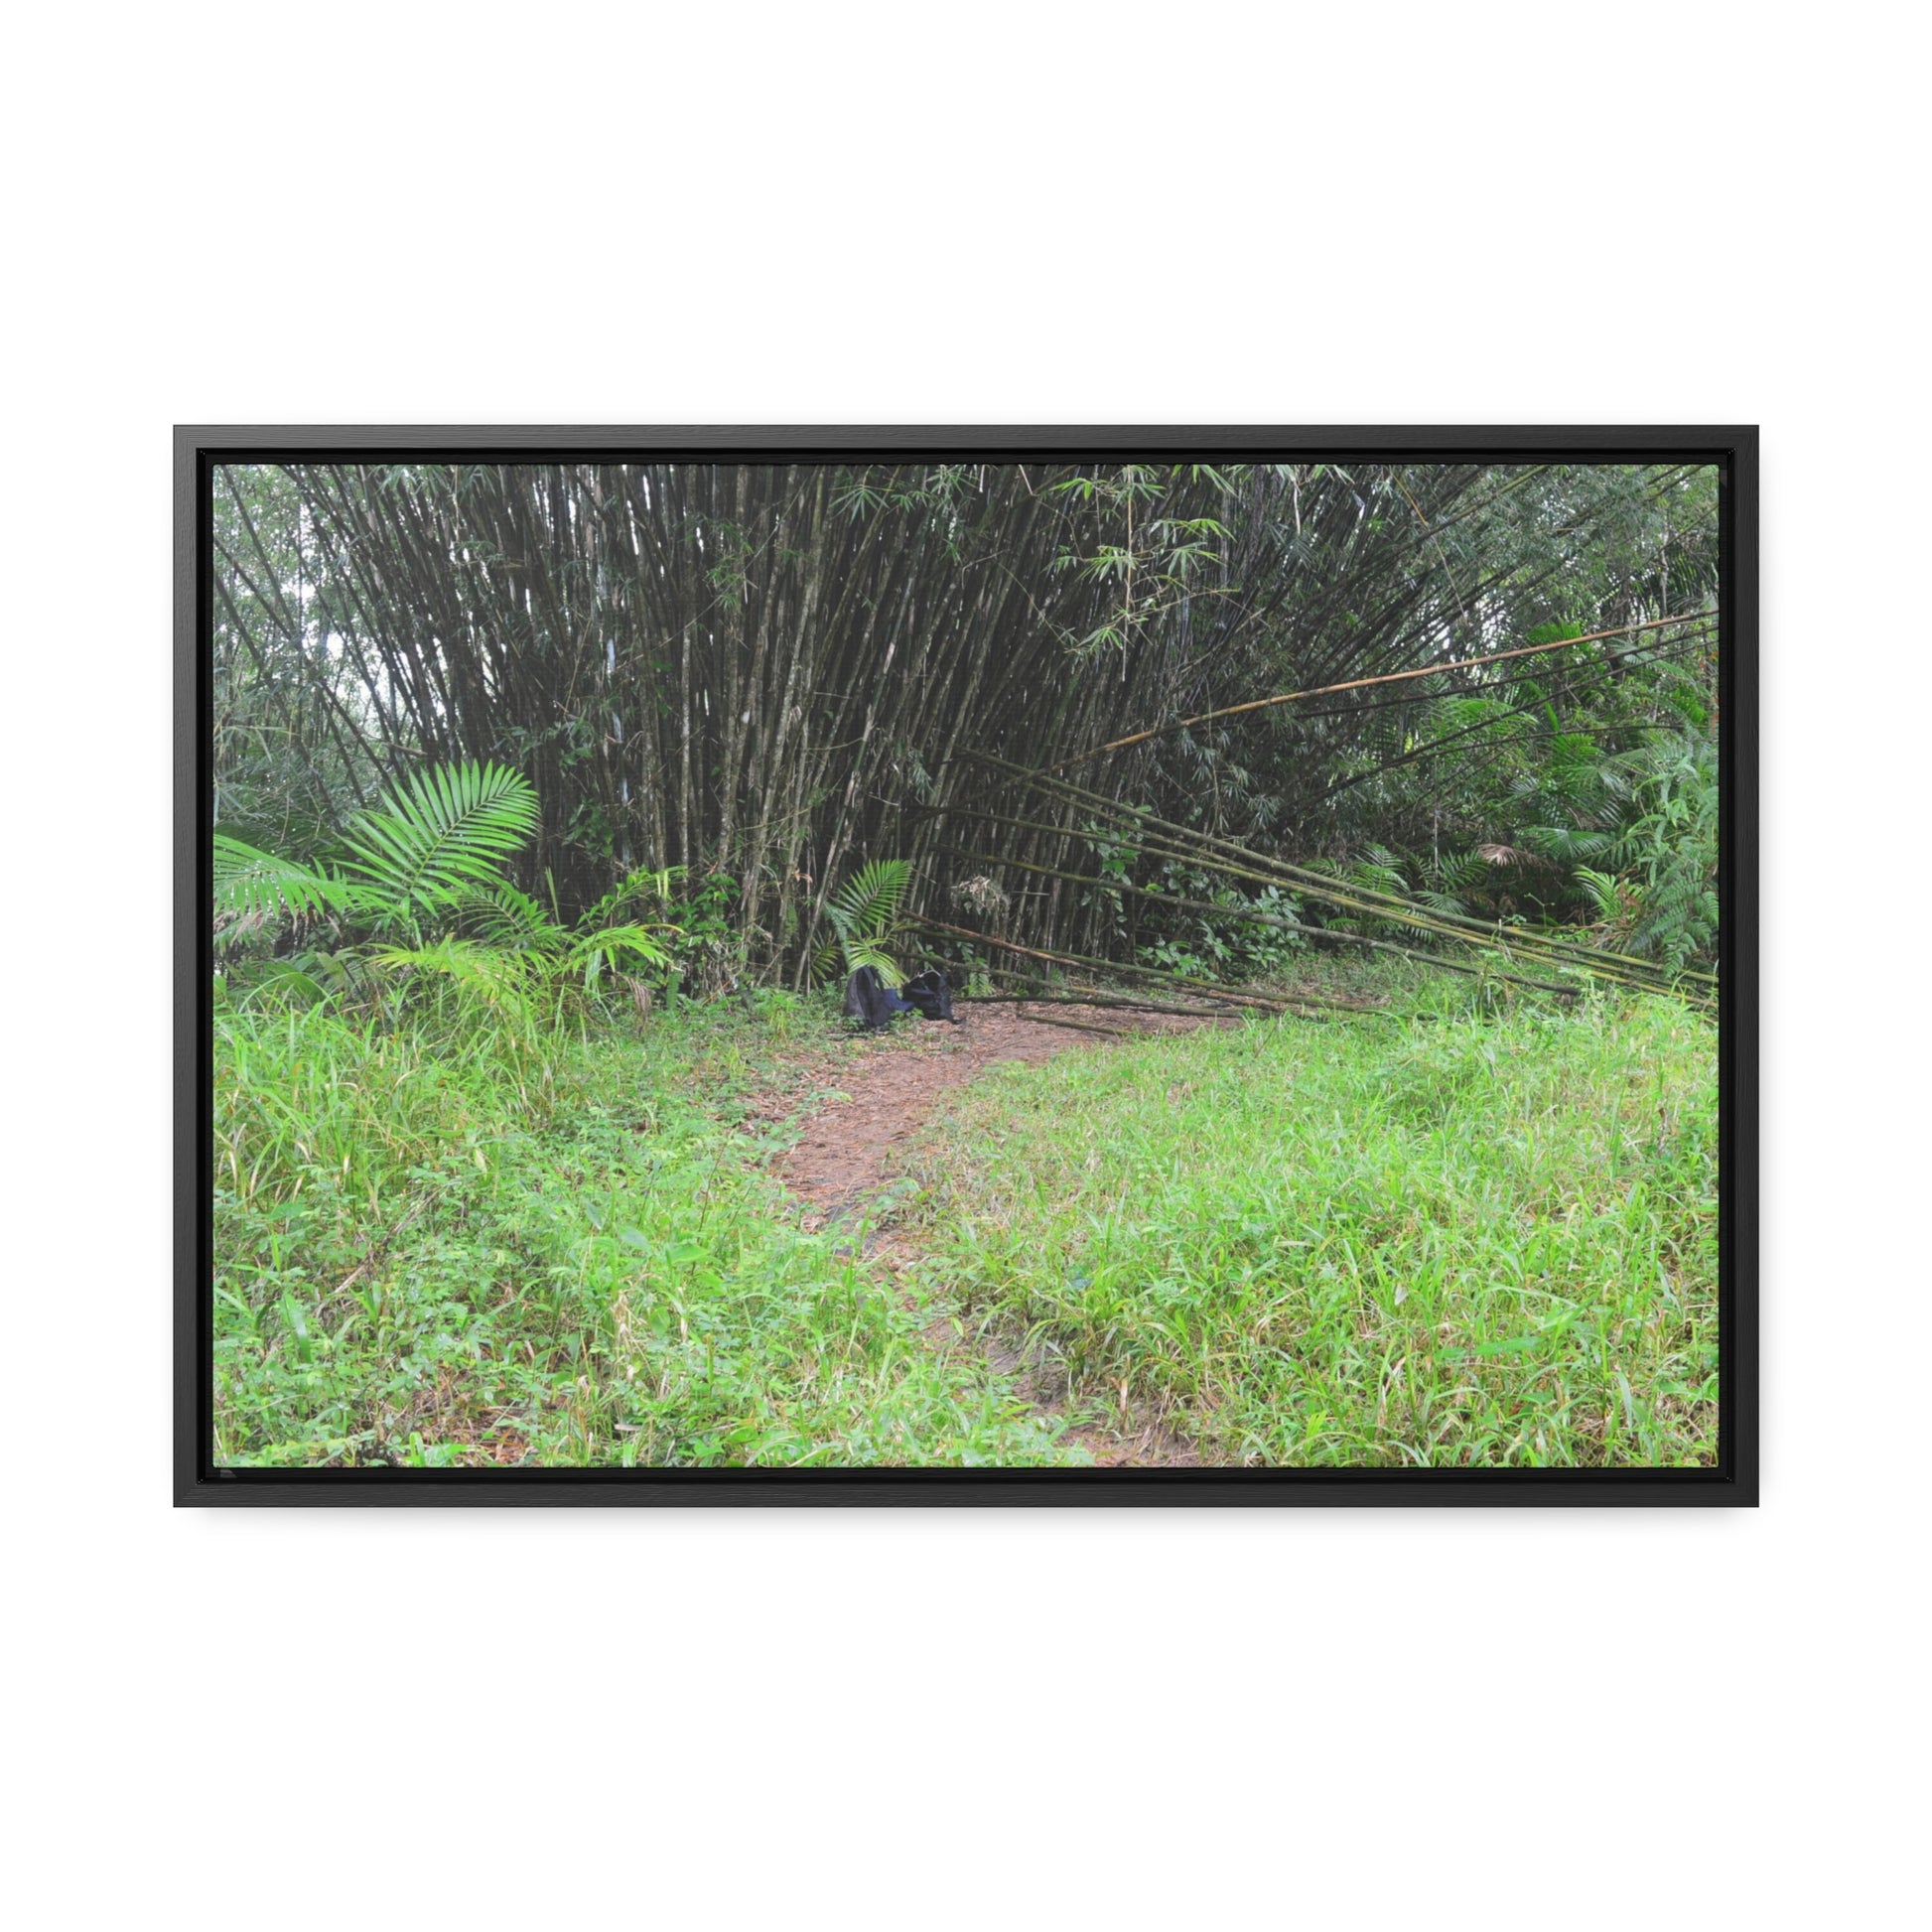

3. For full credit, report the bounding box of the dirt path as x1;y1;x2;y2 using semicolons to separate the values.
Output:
771;1004;1139;1221
762;1002;1211;1466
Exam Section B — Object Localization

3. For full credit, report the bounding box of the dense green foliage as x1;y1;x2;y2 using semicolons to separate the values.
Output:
215;759;682;1016
207;458;1725;1471
212;460;1720;982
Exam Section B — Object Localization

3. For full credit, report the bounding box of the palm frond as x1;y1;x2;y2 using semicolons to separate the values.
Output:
578;866;679;931
212;834;352;946
342;761;539;927
839;939;905;989
568;923;674;991
465;883;566;954
233;958;330;1008
820;859;913;988
371;938;542;1010
825;859;912;944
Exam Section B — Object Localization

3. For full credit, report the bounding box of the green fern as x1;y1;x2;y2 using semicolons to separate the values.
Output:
1574;867;1626;922
212;834;352;947
341;760;540;934
815;859;913;988
214;759;688;1014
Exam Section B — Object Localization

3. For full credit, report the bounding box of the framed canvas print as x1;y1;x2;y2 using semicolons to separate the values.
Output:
177;427;1756;1504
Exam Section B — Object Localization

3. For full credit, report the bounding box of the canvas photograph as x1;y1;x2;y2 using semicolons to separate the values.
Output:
183;431;1749;1498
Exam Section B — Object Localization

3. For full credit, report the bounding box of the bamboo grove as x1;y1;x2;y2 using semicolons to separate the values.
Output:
212;459;1722;995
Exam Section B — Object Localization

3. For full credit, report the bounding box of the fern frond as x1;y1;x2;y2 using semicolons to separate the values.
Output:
1574;868;1625;921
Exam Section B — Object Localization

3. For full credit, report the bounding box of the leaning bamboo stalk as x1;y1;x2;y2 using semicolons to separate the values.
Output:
939;792;1672;993
910;917;1375;1016
944;845;1582;999
1046;608;1720;772
983;750;1585;943
1078;815;1692;995
974;753;1711;987
932;797;1553;958
968;815;1658;989
990;813;1683;1000
1015;755;1711;983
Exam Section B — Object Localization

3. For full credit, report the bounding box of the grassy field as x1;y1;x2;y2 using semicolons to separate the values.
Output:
212;994;1065;1466
904;979;1719;1466
213;969;1717;1468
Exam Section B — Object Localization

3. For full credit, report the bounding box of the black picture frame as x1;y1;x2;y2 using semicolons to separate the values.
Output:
177;425;1757;1506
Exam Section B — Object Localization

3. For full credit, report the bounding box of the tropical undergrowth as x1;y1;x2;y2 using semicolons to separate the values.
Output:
1311;665;1721;976
900;970;1718;1467
211;752;1717;1471
211;762;1064;1466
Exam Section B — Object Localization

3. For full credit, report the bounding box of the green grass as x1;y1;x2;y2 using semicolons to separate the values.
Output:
212;991;1068;1467
900;978;1718;1466
214;967;1718;1470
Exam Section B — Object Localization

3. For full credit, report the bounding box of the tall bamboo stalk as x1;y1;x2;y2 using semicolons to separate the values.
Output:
215;459;1720;992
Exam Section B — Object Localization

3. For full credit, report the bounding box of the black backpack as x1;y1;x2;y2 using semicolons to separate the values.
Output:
899;967;959;1025
842;965;916;1032
842;965;960;1031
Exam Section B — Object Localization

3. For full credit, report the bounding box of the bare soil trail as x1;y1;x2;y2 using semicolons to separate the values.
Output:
772;1005;1143;1221
759;1002;1215;1466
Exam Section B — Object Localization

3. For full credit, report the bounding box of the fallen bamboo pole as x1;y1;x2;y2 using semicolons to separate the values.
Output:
1043;609;1720;771
961;993;1249;1020
943;844;1582;999
946;951;1255;1017
1010;1012;1132;1038
941;786;1675;993
915;918;1303;1010
970;753;1712;989
910;917;1381;1016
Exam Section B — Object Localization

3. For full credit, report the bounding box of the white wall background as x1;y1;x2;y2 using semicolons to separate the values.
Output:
6;4;1921;1925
